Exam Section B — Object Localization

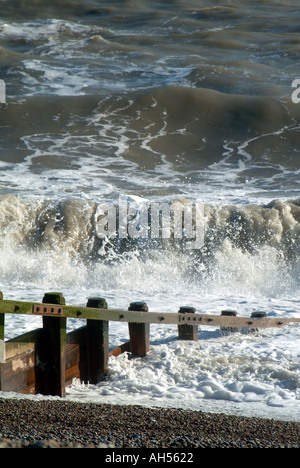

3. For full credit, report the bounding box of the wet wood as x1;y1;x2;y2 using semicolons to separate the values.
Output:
178;306;198;341
0;350;36;394
0;292;300;398
128;302;150;357
35;316;67;397
109;342;131;358
1;300;299;328
86;319;109;384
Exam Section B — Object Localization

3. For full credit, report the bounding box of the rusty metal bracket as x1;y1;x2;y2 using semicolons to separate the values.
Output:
32;304;64;316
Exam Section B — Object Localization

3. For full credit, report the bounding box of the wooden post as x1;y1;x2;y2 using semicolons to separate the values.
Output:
36;292;67;397
251;312;267;318
220;309;238;332
0;292;4;394
0;292;4;364
178;306;198;341
0;292;4;391
0;313;4;364
249;311;267;332
86;297;109;384
128;302;150;357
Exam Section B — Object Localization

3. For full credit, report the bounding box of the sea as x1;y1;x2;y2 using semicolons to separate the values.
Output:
0;0;300;422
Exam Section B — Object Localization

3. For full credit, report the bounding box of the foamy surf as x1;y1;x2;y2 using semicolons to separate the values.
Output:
0;193;299;421
0;0;300;422
66;324;300;422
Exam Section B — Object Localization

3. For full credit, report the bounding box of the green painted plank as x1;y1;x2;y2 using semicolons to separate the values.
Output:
0;300;299;329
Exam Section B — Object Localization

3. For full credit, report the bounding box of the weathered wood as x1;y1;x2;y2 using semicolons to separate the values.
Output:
5;329;40;360
0;289;299;399
65;343;81;388
86;297;109;384
0;292;4;366
86;320;109;384
0;330;41;394
0;313;4;364
0;350;36;394
66;326;88;384
128;302;150;357
35;293;67;397
178;306;198;341
35;316;67;397
221;310;239;333
109;342;131;358
1;299;299;329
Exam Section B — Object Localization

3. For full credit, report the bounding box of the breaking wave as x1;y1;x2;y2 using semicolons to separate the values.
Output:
0;194;299;299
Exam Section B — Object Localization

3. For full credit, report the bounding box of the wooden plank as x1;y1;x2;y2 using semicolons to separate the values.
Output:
1;350;35;380
109;342;131;358
66;326;87;382
5;329;40;360
1;330;39;394
0;350;36;394
3;328;87;394
0;300;300;328
67;326;87;345
1;326;38;393
65;343;81;387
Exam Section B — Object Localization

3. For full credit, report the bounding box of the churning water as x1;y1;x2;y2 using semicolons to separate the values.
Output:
0;0;300;421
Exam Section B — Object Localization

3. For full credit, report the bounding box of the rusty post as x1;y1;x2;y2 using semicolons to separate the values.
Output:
178;306;198;341
86;297;109;384
128;302;150;357
36;292;67;397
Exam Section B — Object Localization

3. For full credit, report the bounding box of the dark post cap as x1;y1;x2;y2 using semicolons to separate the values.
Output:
86;297;108;309
178;306;196;314
250;311;267;318
221;310;237;316
43;292;65;305
128;301;148;312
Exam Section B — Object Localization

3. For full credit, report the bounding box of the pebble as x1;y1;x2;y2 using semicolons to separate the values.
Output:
0;398;299;448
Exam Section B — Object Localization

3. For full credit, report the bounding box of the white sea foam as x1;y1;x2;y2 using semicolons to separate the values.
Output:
65;322;300;422
1;2;300;423
1;195;299;421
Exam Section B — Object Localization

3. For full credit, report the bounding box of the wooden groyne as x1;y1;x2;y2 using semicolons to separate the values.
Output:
0;291;299;398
